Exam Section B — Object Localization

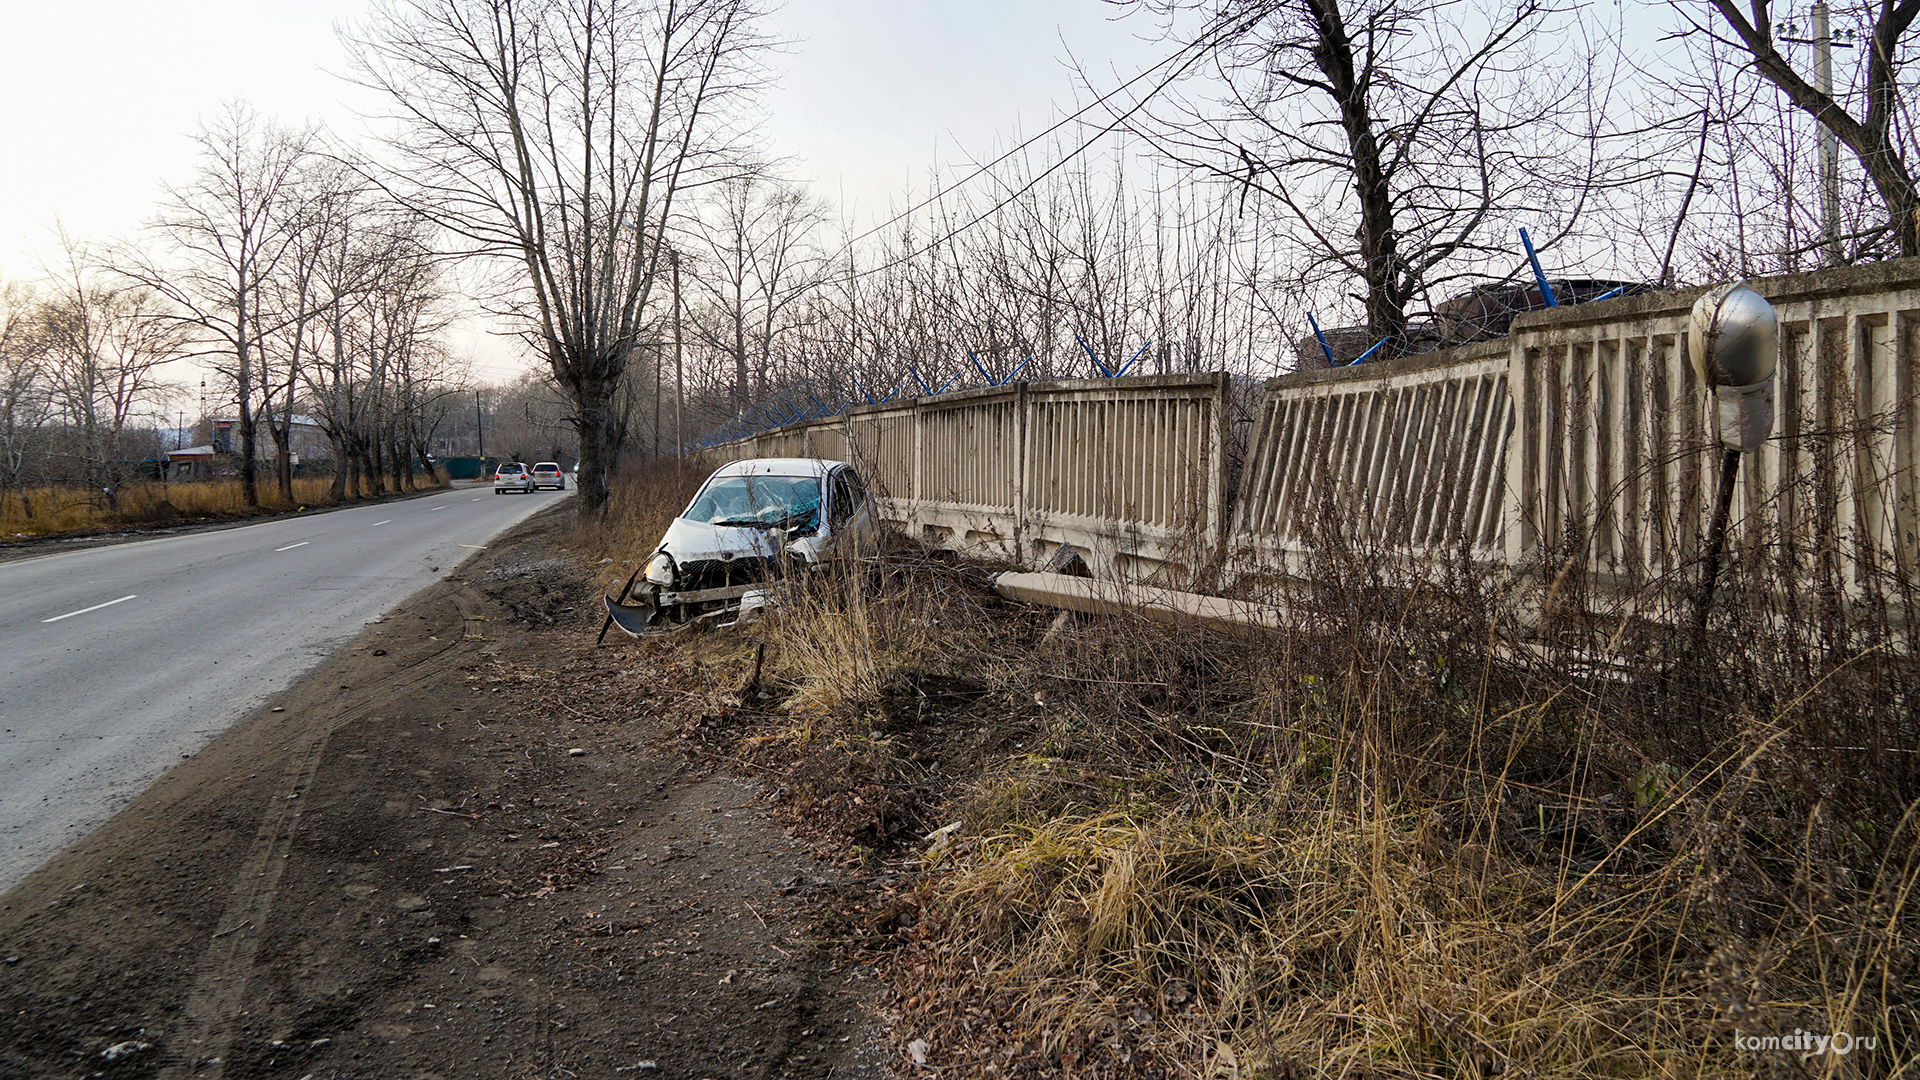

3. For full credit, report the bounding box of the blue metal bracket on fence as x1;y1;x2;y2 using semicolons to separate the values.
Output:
1592;285;1627;302
1006;358;1031;383
1348;337;1390;365
1519;227;1558;308
904;364;960;397
966;350;996;386
1113;341;1149;379
1076;336;1115;378
1307;313;1337;367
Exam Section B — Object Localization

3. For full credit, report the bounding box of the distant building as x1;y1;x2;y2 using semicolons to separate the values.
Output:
210;416;333;465
165;445;219;481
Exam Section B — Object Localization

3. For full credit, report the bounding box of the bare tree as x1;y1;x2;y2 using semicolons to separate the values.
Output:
1688;0;1920;258
117;103;315;507
685;174;828;407
1108;0;1641;356
347;0;774;513
0;279;53;518
36;233;187;507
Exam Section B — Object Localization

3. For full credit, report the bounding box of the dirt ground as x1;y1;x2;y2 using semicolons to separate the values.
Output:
0;506;888;1080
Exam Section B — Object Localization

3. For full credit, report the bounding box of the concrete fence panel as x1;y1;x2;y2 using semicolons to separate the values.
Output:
911;386;1024;555
1233;343;1513;570
1022;374;1229;579
703;374;1233;580
1508;264;1920;616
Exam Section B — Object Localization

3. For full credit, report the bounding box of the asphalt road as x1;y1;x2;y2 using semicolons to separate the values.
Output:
0;483;571;893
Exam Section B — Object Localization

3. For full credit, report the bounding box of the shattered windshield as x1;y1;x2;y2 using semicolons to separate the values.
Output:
684;475;822;529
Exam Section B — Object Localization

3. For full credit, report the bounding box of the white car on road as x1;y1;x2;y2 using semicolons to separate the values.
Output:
494;463;537;494
532;462;567;490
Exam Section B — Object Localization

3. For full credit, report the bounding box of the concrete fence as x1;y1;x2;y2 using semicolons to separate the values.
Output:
1233;260;1920;628
706;261;1918;629
1233;341;1514;568
1504;264;1918;605
707;374;1232;579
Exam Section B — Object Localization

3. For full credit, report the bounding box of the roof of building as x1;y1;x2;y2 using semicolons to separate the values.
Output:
211;415;324;428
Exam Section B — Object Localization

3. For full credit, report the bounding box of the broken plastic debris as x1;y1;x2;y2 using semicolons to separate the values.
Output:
101;1041;153;1061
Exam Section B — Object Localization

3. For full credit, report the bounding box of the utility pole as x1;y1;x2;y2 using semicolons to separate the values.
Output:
1784;4;1852;265
476;391;484;459
1814;2;1841;266
672;248;684;456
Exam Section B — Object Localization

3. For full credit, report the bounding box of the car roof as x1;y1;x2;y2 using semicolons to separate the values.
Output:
534;462;560;468
708;457;846;480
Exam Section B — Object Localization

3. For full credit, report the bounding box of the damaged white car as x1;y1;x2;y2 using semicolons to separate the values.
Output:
602;458;873;635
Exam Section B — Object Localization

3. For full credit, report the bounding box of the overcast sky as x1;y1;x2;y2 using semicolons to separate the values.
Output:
0;1;1168;380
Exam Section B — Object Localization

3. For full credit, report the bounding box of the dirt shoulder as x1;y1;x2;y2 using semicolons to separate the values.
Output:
0;507;882;1080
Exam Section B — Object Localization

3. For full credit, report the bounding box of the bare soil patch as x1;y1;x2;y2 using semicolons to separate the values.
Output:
0;507;884;1080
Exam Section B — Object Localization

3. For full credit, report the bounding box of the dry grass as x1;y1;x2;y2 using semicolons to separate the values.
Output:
574;458;1917;1079
0;477;420;537
571;457;713;571
746;546;1917;1078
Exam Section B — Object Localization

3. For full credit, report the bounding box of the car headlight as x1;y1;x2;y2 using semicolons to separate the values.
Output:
644;551;676;587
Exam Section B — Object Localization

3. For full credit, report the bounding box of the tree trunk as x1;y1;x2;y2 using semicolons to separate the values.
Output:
1308;0;1409;355
367;437;386;496
414;433;442;486
561;351;620;515
327;432;348;501
277;415;294;504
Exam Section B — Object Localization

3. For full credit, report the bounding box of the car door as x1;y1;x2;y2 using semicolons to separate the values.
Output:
828;467;873;556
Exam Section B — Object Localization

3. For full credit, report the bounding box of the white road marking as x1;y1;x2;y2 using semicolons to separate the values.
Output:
275;541;309;552
470;498;484;502
430;506;446;512
371;519;392;527
43;595;138;623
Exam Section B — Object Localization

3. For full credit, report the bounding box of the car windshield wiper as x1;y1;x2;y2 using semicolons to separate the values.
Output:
711;517;779;528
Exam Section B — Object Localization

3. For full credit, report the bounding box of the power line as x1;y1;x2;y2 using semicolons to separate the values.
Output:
818;13;1245;285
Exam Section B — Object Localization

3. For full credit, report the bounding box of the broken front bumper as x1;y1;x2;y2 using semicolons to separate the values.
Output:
602;580;780;637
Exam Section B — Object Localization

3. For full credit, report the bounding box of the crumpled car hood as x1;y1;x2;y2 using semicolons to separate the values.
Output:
655;517;826;564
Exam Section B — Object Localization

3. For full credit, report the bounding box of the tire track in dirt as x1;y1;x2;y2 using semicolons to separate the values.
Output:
155;587;489;1080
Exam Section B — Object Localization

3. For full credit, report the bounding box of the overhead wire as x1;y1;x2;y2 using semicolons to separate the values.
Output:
816;11;1248;285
